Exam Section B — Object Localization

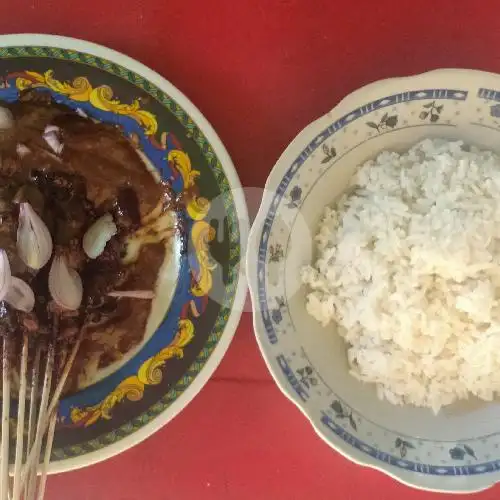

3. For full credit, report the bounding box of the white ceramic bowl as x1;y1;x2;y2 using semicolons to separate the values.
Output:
247;69;500;494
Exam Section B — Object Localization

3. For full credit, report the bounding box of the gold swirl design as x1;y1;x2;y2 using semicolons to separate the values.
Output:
91;84;114;103
173;148;211;226
168;150;200;188
187;195;210;220
191;221;217;297
15;70;158;135
70;319;195;427
45;71;92;101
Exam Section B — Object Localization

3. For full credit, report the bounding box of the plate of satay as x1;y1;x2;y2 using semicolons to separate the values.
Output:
0;34;248;498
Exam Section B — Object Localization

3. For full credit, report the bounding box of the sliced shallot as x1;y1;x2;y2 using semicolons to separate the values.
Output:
82;213;117;259
0;107;13;130
17;202;53;270
48;255;83;310
5;277;35;312
0;250;11;301
43;125;64;155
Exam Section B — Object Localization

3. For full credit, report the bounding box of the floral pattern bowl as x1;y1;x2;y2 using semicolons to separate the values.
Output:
247;69;500;493
0;34;248;473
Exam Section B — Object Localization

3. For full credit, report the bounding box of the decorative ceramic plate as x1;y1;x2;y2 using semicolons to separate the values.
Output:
0;34;248;473
247;69;500;493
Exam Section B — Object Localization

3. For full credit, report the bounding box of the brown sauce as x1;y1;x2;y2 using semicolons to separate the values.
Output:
0;90;177;391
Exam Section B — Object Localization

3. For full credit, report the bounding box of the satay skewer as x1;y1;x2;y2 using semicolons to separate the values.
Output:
11;335;28;500
19;326;83;495
25;347;41;464
0;335;11;500
36;410;57;500
24;345;54;500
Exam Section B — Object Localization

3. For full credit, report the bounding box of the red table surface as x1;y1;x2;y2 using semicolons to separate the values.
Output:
1;1;500;498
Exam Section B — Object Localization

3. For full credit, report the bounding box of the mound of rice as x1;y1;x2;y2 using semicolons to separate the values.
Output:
301;138;500;412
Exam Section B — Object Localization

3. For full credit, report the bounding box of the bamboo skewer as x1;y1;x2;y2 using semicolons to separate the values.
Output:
19;329;83;497
36;410;57;500
46;331;83;421
24;345;54;500
11;335;28;500
3;306;130;498
21;344;42;499
26;347;41;462
35;346;68;500
0;336;11;500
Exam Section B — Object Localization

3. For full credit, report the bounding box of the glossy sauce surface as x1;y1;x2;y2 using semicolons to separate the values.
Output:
0;91;178;389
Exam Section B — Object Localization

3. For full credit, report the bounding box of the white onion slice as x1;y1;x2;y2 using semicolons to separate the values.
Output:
48;255;83;310
43;125;63;155
0;107;14;130
0;250;12;301
82;213;117;259
6;277;35;312
17;202;53;270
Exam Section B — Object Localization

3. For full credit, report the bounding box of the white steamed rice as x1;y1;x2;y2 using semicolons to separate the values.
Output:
301;138;500;412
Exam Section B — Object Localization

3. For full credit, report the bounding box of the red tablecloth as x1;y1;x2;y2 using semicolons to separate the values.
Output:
1;1;500;498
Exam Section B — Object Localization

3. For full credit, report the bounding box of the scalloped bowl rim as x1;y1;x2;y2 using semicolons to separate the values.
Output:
247;68;500;494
